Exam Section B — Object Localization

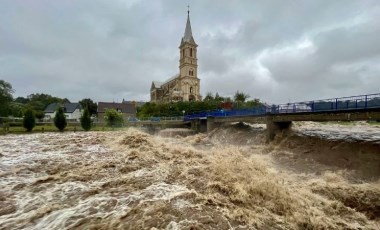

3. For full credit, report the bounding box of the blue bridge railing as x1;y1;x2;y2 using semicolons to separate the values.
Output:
184;93;380;121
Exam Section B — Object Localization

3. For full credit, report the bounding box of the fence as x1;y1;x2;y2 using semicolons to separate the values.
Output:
184;93;380;121
272;93;380;113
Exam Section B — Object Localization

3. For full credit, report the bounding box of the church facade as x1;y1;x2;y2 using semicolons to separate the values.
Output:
150;11;201;103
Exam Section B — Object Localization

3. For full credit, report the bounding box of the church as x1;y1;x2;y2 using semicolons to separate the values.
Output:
150;10;201;103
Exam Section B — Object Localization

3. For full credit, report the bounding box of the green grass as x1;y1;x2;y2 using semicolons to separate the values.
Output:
367;121;380;126
0;123;130;135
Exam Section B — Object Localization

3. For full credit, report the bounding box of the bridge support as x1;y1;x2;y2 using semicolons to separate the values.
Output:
200;119;207;133
190;120;198;132
207;117;221;133
190;119;208;133
266;120;292;141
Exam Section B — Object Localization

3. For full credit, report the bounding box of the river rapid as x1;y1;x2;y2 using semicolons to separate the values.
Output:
0;122;379;229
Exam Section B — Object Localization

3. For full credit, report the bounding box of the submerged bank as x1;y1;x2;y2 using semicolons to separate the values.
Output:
0;122;379;229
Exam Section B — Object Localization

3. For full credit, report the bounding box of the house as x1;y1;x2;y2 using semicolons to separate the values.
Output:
150;10;201;103
122;99;146;108
97;102;137;122
44;103;83;121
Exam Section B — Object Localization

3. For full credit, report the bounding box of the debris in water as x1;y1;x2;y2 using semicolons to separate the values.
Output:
0;124;379;229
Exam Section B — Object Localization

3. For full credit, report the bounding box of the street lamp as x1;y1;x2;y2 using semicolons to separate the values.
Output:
182;110;185;119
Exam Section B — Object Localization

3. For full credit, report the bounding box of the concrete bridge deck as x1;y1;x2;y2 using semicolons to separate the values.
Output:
191;108;380;141
129;93;380;141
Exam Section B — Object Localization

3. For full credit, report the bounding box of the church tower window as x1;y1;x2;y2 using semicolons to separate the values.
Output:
190;48;193;57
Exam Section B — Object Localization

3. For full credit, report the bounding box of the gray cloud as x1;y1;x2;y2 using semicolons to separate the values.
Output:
1;0;379;104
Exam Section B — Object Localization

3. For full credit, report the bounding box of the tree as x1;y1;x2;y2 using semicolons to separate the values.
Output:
9;102;25;117
203;92;214;102
79;98;97;115
80;108;92;131
245;98;263;108
105;109;124;127
35;110;45;121
27;93;70;111
215;92;224;102
0;80;14;116
23;108;36;132
15;96;30;104
234;91;250;103
54;107;67;131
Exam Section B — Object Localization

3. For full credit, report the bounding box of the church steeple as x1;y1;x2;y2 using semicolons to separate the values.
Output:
181;7;196;45
150;6;201;103
179;5;199;100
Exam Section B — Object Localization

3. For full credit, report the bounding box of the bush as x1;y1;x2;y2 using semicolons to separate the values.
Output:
54;107;67;131
35;110;45;121
23;108;36;132
80;108;92;131
105;109;124;127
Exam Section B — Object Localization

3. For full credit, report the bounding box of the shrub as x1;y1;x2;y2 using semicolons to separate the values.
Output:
105;109;124;127
80;108;92;131
23;108;36;132
35;110;45;121
54;107;67;131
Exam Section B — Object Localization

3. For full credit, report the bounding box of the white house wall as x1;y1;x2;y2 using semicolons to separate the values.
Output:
69;109;82;120
44;108;82;121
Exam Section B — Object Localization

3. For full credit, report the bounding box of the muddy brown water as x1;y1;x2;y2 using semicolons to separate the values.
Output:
0;122;379;229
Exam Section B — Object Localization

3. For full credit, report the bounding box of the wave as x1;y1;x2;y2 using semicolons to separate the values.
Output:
0;124;379;229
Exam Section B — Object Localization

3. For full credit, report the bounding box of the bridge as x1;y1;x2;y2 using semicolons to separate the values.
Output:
183;93;380;140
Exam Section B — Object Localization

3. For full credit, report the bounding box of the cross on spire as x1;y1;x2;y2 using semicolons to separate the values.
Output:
181;4;196;45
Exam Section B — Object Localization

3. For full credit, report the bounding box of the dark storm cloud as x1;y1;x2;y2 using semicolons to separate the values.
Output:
0;0;379;103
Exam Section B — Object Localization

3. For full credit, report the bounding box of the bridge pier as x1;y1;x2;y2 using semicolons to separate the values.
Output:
190;119;208;133
266;120;292;141
207;117;221;133
191;120;201;132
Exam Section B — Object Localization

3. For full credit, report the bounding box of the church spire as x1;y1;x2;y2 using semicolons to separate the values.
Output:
182;6;196;45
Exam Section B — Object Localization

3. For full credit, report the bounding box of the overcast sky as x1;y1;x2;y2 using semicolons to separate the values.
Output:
1;0;379;104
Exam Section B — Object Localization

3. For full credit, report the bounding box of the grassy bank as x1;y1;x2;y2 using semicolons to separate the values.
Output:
0;123;129;135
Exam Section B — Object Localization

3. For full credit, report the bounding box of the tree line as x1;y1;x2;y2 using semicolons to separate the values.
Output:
1;79;265;131
0;80;97;132
137;91;264;118
0;80;97;119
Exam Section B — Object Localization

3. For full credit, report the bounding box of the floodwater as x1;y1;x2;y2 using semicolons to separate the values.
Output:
0;122;379;229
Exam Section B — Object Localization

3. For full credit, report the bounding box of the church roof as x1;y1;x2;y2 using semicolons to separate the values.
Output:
151;73;180;90
152;81;163;88
44;103;82;113
163;73;180;85
97;102;136;114
181;12;196;45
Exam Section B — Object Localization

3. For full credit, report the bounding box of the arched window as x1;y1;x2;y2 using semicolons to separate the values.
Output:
182;49;185;58
190;48;193;57
190;87;193;93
